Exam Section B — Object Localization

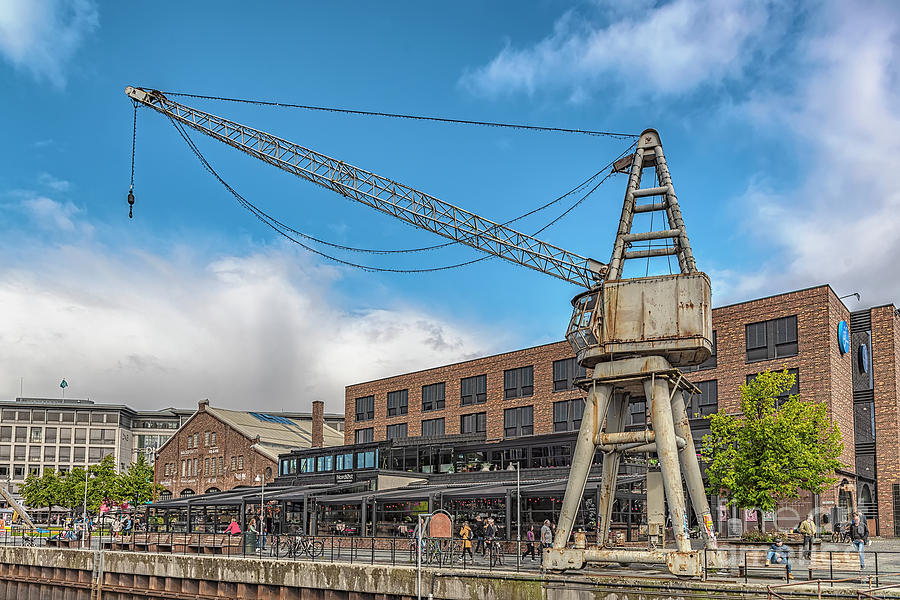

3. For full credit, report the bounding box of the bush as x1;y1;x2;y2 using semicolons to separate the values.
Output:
742;530;778;543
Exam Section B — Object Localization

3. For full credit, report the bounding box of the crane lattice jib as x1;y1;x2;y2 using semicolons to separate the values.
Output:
125;86;605;288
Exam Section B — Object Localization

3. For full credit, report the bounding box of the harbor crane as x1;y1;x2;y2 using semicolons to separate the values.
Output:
125;86;718;576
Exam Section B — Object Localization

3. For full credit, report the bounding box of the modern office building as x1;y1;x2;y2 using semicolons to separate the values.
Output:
343;284;900;536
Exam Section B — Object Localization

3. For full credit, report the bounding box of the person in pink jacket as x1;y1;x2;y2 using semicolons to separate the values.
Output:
224;518;241;536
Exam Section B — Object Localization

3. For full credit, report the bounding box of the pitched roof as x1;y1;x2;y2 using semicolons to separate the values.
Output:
205;406;343;460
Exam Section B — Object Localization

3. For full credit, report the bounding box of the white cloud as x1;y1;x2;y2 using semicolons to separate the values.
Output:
38;172;70;192
722;1;900;306
19;195;89;233
460;0;782;99
0;239;504;413
0;0;98;87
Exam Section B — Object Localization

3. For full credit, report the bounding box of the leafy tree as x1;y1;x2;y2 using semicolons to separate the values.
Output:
702;369;845;530
86;455;121;511
116;454;162;506
20;469;60;521
58;468;88;512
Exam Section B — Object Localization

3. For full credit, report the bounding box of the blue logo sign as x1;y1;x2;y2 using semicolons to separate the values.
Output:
858;344;870;373
838;320;850;354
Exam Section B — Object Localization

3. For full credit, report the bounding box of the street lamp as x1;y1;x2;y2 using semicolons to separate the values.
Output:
82;469;94;549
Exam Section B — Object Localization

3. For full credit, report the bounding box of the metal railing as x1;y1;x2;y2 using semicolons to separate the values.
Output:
4;524;899;583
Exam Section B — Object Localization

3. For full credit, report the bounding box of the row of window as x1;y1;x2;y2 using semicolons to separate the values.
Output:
282;449;377;475
356;358;587;423
0;409;120;425
0;464;103;479
185;430;217;450
0;426;115;444
0;445;114;462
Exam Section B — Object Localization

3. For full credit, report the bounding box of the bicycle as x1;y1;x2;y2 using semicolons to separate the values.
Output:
278;536;324;559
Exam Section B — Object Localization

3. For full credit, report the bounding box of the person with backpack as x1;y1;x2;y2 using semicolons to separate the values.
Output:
459;521;474;561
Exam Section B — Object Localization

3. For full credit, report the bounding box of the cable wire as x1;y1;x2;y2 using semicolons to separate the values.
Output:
169;117;624;275
159;90;638;140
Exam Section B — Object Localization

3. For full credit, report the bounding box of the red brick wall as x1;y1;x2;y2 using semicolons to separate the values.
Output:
873;306;900;535
154;406;276;498
344;341;585;444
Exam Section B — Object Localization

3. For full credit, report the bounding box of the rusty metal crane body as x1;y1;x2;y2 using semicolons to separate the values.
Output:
125;87;716;576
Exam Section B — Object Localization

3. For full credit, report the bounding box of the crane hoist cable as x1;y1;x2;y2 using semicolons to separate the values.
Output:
158;90;639;140
169;117;624;274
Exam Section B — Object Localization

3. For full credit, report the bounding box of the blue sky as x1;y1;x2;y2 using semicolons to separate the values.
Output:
1;1;898;411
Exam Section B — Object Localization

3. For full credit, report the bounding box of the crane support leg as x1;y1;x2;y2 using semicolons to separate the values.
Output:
671;390;717;548
597;392;629;546
645;375;691;554
551;382;613;551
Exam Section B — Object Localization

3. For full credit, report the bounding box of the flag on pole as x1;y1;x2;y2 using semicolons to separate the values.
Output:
60;379;68;389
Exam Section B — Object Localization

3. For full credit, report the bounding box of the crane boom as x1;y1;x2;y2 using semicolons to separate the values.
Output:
124;86;606;288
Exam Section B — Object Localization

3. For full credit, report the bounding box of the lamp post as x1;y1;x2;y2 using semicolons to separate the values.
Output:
516;461;521;570
82;469;91;549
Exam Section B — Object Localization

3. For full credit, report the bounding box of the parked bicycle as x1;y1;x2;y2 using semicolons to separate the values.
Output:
831;523;852;544
277;536;324;559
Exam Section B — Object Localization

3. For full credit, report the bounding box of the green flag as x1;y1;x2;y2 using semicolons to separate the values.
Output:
60;379;68;389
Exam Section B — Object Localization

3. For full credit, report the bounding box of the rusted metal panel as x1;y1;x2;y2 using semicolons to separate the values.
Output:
600;272;712;367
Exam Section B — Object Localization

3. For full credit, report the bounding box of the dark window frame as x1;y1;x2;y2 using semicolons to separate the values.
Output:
354;427;374;444
421;382;446;412
460;412;487;434
387;389;409;417
553;399;585;432
386;423;408;440
504;366;534;399
504;405;534;438
460;374;487;406
746;368;799;407
746;316;798;362
553;358;586;392
421;417;445;437
355;395;375;422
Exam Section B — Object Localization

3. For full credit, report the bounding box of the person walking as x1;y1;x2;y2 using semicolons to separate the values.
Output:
766;538;793;579
473;516;485;556
540;520;553;551
849;513;870;569
522;524;536;561
459;521;474;561
798;514;815;559
484;518;501;565
248;517;259;554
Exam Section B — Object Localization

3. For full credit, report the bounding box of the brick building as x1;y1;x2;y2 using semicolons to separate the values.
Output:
154;400;343;500
345;284;900;535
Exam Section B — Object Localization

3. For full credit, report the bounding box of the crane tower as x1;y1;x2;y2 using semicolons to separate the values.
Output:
125;87;718;576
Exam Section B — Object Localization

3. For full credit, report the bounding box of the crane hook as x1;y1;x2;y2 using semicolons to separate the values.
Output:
128;186;135;219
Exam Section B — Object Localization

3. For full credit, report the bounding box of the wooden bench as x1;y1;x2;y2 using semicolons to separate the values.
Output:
808;551;863;579
738;551;792;579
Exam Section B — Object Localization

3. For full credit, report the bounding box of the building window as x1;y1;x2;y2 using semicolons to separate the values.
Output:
386;423;408;440
746;368;799;407
746;316;798;362
355;428;374;444
0;427;9;443
13;446;24;461
210;432;217;446
553;358;585;392
231;456;236;471
204;458;209;476
683;331;718;372
238;455;244;470
504;366;534;399
204;432;210;447
387;390;408;417
421;418;445;437
58;447;70;462
193;433;199;448
688;380;718;417
43;447;55;461
504;406;534;438
461;375;487;406
29;428;41;444
14;427;26;443
73;447;85;462
355;396;375;422
44;428;56;444
628;399;646;426
553;399;584;432
28;447;40;461
59;428;71;444
422;383;446;412
460;412;486;434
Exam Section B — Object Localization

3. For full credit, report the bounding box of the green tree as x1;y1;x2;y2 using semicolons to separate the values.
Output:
86;455;121;511
20;469;60;522
116;454;162;506
702;369;845;530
